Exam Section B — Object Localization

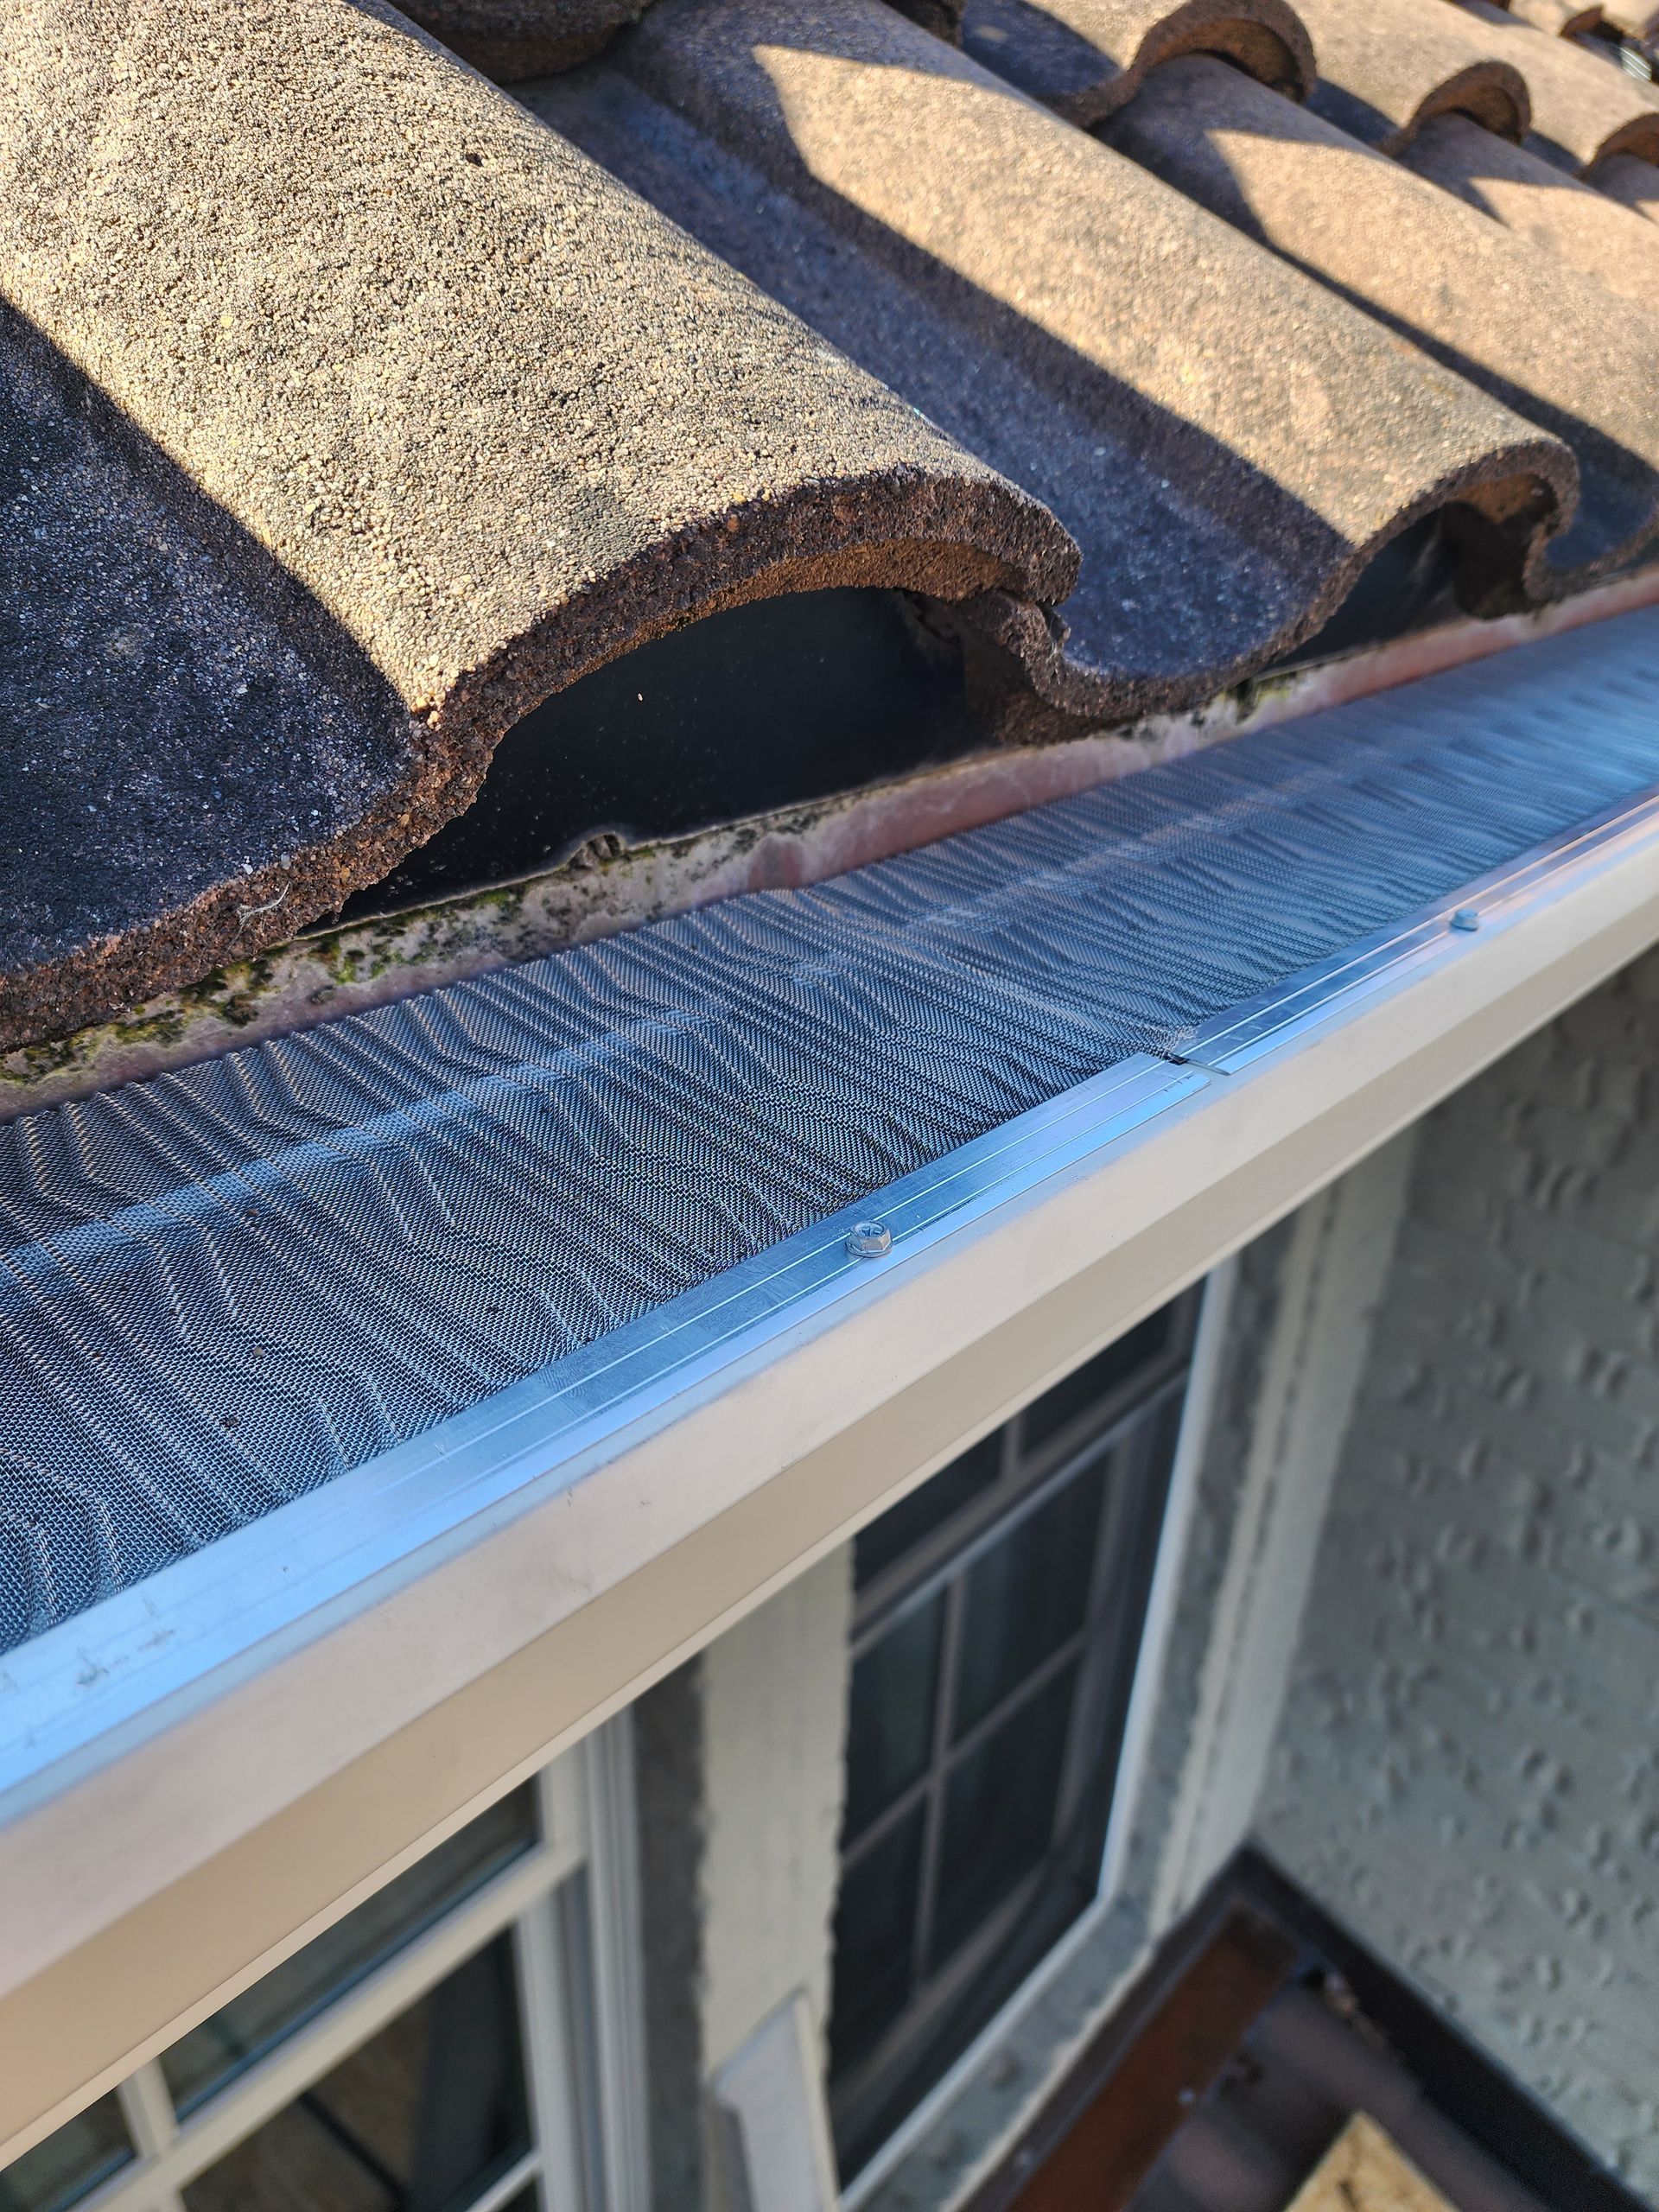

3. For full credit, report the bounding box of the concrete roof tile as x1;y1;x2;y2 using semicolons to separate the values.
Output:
0;0;1071;1046
956;0;1314;123
1447;0;1659;168
1597;144;1659;208
1294;0;1533;152
1099;53;1659;588
1402;108;1659;309
1590;0;1659;38
10;0;1659;1055
533;0;1573;721
1508;0;1605;33
396;0;653;79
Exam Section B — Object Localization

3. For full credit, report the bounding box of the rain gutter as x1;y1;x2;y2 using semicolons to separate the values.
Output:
3;721;1659;2164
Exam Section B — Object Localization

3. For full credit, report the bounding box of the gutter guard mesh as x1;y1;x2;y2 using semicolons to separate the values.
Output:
5;613;1659;1651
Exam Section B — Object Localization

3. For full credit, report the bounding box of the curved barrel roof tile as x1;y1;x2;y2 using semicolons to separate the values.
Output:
533;0;1573;716
396;0;655;79
1402;110;1659;309
956;0;1314;123
1273;0;1659;296
0;0;1072;1049
10;0;1659;1060
1294;0;1533;151
1099;54;1659;589
1446;0;1659;168
1507;0;1605;32
1598;145;1659;210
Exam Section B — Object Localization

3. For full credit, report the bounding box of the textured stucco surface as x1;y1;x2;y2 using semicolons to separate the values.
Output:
628;1550;854;2207
1260;951;1659;2195
632;1661;707;2212
700;1549;855;2074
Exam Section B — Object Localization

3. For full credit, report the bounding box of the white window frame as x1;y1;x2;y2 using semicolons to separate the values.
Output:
838;1262;1238;2205
33;1719;647;2212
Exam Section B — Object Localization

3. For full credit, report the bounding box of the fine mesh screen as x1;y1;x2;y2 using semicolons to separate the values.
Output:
4;612;1659;1650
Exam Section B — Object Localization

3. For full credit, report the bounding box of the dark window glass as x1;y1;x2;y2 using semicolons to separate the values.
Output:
164;1787;537;2113
843;1592;945;1843
829;1807;926;2078
830;1291;1197;2179
1020;1309;1173;1454
954;1468;1104;1738
182;1934;529;2212
932;1664;1079;1967
854;1432;1001;1592
0;2095;132;2212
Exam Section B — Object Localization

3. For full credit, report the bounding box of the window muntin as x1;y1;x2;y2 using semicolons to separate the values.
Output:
0;2096;132;2212
162;1788;538;2116
851;1431;1001;1593
842;1594;945;1840
830;1293;1198;2176
181;1935;530;2212
1017;1306;1176;1456
1;1737;639;2212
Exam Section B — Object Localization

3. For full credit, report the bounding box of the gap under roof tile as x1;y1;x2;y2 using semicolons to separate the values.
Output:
0;0;1075;1052
532;0;1574;721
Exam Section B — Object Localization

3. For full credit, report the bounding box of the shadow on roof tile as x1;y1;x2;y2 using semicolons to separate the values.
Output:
0;0;1078;1046
533;0;1573;715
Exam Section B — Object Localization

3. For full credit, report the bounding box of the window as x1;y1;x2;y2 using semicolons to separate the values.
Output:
1;1727;645;2212
829;1293;1199;2177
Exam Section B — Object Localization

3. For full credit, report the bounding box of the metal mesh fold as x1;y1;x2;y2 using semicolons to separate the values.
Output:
5;611;1659;1650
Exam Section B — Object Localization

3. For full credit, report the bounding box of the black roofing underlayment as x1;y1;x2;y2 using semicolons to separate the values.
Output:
5;610;1659;1652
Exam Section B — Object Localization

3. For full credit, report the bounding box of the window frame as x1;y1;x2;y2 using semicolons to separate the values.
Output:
830;1294;1201;2167
19;1722;646;2212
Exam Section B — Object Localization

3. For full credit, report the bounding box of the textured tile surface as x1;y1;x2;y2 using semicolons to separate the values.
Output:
9;0;1659;1044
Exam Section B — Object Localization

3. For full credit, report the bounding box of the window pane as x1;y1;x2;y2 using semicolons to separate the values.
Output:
931;1663;1078;1967
182;1933;529;2212
843;1592;944;1843
954;1468;1103;1738
830;1805;926;2078
1019;1306;1173;1455
164;1785;537;2113
0;2094;131;2212
854;1432;1001;1592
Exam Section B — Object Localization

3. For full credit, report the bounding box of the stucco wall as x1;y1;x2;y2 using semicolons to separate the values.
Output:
1260;952;1659;2195
631;1547;855;2209
699;1548;855;2075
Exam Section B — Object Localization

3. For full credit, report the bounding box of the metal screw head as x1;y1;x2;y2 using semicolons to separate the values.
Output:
846;1219;893;1259
1449;906;1482;933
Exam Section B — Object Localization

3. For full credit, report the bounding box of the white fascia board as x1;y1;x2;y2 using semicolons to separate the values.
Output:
2;789;1659;2162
